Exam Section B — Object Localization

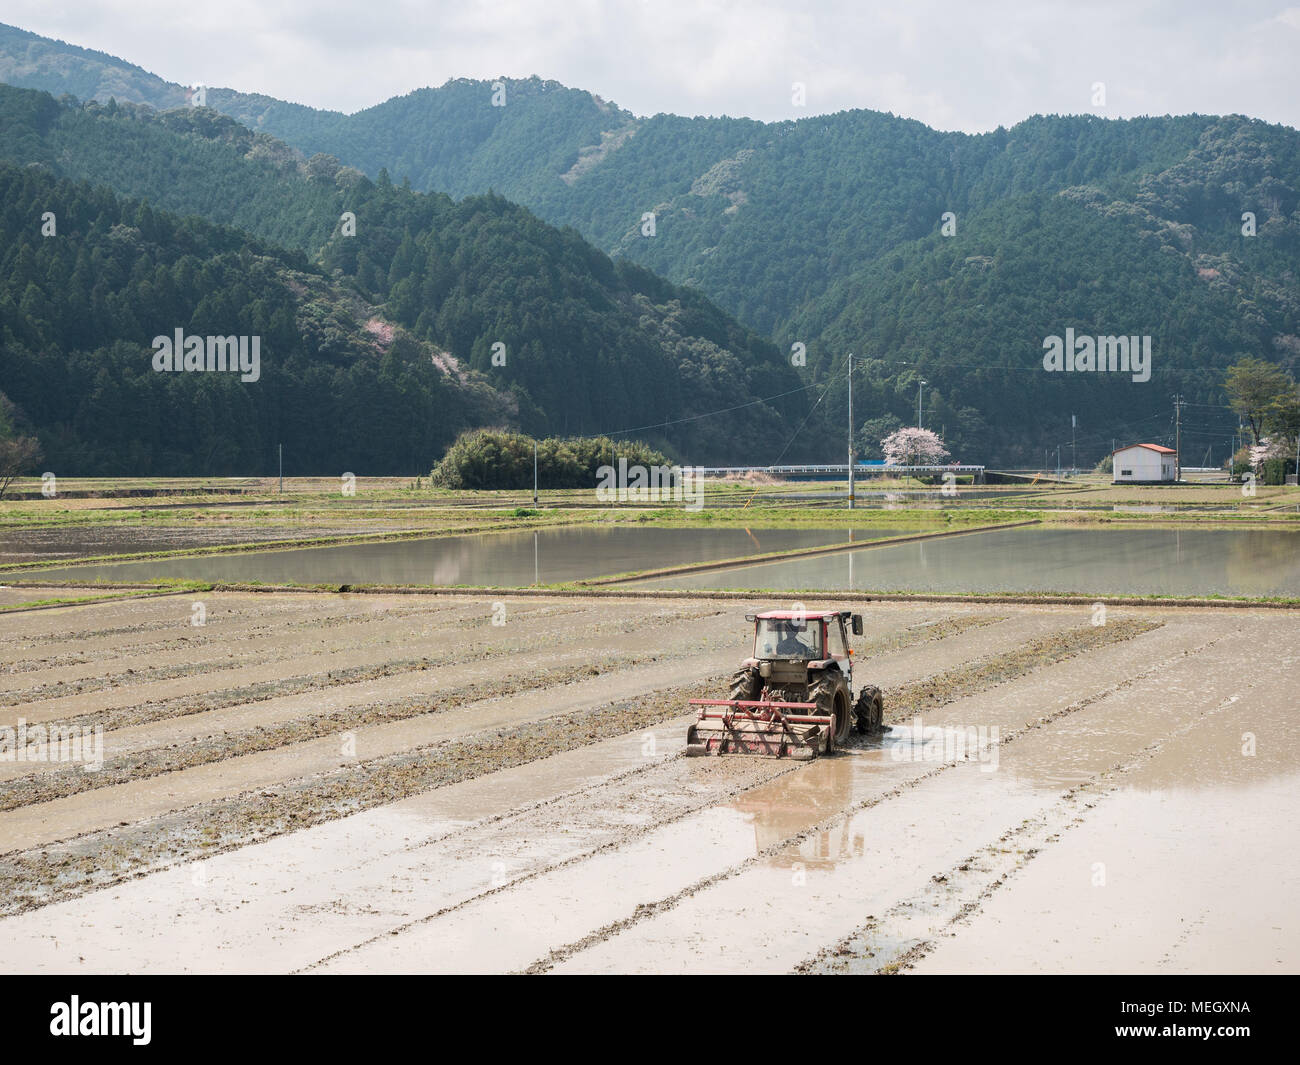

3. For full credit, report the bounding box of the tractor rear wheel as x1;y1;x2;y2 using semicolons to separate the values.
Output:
811;672;852;749
729;666;762;703
854;685;884;733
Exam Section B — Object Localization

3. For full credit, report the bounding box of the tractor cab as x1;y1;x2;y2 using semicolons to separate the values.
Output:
749;609;862;675
754;615;822;660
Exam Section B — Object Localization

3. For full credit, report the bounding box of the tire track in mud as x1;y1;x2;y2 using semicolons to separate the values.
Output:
857;612;1004;657
513;616;1165;973
0;601;477;682
1;592;537;673
0;595;359;651
882;616;1161;721
0;629;734;810
0;680;717;916
3;604;724;733
797;639;1255;974
1;600;572;699
295;752;808;974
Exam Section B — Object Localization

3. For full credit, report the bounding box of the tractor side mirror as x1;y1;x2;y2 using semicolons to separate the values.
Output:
851;614;863;636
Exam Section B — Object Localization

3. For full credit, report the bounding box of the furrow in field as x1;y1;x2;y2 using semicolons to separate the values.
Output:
1;599;713;729
0;617;748;802
0;593;366;652
0;598;537;696
0;605;1047;800
0;733;792;972
0;644;744;860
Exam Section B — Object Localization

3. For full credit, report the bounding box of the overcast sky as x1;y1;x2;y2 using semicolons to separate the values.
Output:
8;0;1300;131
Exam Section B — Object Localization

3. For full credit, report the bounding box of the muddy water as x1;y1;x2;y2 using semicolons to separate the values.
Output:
636;526;1300;597
912;775;1300;974
0;526;913;586
912;684;1300;974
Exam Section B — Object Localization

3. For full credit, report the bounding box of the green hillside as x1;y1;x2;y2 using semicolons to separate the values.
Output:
0;88;802;473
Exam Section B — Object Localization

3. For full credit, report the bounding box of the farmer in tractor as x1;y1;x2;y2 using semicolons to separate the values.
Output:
775;621;810;657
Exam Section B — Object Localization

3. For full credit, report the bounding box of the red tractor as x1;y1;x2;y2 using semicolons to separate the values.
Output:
687;609;884;759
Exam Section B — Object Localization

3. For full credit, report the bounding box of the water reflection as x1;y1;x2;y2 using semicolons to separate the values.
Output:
643;527;1300;597
3;525;916;587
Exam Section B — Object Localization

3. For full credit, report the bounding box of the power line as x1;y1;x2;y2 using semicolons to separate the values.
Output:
588;372;834;440
856;355;1244;378
771;357;852;465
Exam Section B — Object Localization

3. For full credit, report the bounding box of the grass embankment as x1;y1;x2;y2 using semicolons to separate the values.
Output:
0;580;212;613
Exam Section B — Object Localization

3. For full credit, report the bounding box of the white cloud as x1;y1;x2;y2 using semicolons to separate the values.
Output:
5;0;1299;130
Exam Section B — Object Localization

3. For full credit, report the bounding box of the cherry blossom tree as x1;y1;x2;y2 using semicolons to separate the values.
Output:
881;427;950;466
1249;436;1288;470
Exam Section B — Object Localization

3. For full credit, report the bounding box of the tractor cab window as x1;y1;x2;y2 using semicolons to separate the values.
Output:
828;619;848;659
755;618;823;660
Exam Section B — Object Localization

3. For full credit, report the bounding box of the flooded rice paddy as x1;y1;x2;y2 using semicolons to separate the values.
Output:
634;526;1300;597
1;525;913;587
4;523;1297;598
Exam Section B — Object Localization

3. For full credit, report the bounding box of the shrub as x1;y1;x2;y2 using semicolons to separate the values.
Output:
1260;457;1288;485
431;429;673;490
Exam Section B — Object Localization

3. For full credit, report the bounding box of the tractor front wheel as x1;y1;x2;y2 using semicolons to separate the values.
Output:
729;666;762;703
854;685;884;733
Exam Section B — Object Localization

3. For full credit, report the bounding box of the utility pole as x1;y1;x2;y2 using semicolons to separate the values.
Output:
278;443;282;494
533;441;538;506
1173;394;1183;481
1071;414;1076;477
917;378;927;429
847;352;855;510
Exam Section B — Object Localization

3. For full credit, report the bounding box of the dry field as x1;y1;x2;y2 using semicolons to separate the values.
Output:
0;589;1296;973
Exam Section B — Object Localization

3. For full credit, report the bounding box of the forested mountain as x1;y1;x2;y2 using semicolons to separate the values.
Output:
0;22;185;110
0;88;801;473
4;23;1300;465
789;185;1300;464
0;161;508;475
0;86;338;251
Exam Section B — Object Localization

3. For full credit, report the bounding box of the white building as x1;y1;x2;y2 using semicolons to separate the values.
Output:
1112;443;1177;483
